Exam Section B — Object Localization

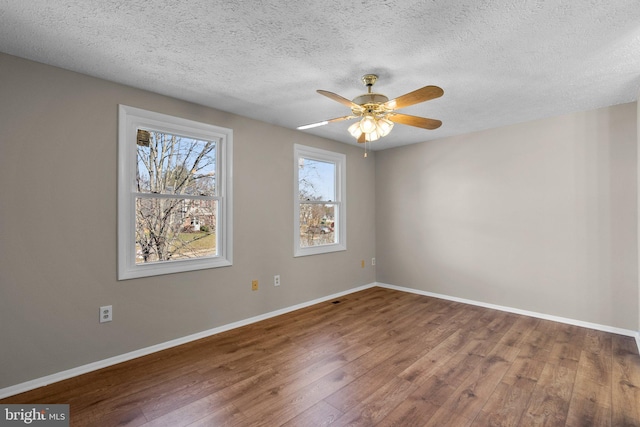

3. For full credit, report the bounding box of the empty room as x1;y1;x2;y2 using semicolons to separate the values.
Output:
1;1;639;426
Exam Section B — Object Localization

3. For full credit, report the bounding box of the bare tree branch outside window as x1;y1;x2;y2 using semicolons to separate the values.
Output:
298;157;336;247
135;130;218;263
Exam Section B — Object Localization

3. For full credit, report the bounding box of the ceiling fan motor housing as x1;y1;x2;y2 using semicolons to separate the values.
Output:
352;93;389;105
351;93;390;116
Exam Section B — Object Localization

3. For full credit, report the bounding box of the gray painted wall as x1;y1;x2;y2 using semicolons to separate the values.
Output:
375;102;638;330
1;52;638;392
0;53;376;389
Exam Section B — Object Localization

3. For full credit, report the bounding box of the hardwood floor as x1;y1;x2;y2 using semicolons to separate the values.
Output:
2;287;640;426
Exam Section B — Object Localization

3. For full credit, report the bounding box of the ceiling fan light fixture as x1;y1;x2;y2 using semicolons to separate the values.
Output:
376;117;394;137
348;121;363;138
359;115;377;134
365;128;381;142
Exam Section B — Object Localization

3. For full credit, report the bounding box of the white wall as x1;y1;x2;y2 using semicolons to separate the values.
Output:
0;53;377;389
375;102;639;330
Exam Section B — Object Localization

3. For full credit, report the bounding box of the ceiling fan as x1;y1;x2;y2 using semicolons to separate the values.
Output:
297;74;443;144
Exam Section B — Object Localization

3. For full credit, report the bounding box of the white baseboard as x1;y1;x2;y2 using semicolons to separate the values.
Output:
376;282;640;353
0;283;377;400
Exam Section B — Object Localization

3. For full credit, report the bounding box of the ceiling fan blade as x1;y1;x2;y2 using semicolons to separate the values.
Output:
383;85;444;110
357;133;366;144
297;115;356;130
317;90;363;110
388;113;442;130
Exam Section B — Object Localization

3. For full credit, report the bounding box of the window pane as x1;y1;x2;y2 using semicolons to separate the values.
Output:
137;129;217;196
298;158;335;201
299;203;336;247
135;197;217;264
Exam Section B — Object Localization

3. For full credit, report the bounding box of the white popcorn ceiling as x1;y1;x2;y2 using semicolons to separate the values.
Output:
1;0;639;150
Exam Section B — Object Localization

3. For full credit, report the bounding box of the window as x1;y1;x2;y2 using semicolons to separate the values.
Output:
118;105;232;280
294;144;346;256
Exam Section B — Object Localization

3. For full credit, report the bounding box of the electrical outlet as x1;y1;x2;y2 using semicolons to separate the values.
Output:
100;305;112;323
252;280;259;291
372;258;376;266
274;275;280;286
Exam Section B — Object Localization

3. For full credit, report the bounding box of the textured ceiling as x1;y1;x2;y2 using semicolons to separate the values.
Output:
1;0;639;150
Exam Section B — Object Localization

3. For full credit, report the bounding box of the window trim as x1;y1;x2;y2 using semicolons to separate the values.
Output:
293;144;346;257
118;105;233;280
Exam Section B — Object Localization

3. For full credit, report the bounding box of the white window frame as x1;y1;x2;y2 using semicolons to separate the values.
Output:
294;144;346;257
118;105;233;280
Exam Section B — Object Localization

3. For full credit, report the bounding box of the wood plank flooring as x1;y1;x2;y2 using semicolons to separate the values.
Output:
2;287;639;426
